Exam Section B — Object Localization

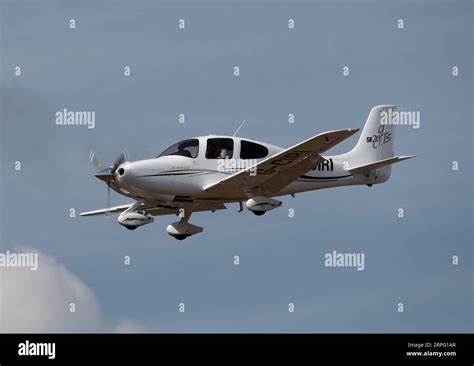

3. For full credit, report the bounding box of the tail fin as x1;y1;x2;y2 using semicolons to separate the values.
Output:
349;105;396;166
336;105;414;183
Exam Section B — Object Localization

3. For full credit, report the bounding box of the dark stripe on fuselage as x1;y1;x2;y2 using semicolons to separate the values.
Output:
137;169;239;178
137;170;353;182
137;171;210;178
299;174;353;180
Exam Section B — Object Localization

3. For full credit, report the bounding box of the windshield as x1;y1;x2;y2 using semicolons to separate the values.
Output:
158;139;199;158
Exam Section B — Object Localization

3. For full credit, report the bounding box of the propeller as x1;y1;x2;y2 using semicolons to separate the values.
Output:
89;149;130;214
106;181;111;216
89;150;103;170
111;149;129;174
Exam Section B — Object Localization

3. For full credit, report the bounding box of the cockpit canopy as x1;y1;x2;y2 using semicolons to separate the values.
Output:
158;137;270;160
158;139;199;158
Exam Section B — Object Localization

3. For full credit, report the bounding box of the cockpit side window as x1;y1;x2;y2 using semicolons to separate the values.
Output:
158;139;199;158
240;140;269;159
206;138;234;159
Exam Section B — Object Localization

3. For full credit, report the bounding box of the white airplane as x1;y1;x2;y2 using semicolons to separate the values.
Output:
81;105;414;240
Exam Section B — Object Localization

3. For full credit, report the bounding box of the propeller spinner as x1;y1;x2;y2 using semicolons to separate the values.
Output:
89;149;129;212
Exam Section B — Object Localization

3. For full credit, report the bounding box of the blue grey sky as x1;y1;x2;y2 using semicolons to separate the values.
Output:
1;0;472;332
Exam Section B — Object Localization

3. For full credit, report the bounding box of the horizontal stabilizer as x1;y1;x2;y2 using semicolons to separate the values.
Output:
348;155;415;174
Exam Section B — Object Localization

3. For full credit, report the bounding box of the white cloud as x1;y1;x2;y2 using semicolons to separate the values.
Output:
115;319;147;333
0;247;144;333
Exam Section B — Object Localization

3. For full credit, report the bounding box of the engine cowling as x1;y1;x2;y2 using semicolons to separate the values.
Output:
167;221;203;240
246;196;282;212
118;211;154;229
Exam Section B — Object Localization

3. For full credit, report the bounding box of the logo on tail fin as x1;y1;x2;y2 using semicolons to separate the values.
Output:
365;125;392;149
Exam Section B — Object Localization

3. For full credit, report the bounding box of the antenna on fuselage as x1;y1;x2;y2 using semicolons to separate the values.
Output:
232;120;247;137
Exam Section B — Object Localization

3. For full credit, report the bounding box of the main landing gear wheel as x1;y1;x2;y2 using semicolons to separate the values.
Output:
167;213;203;240
125;225;137;230
252;211;266;216
173;234;190;241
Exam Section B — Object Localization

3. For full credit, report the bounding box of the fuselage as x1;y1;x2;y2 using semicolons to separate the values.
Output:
112;135;383;204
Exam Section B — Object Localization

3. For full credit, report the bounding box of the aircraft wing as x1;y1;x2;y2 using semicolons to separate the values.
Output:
80;202;226;217
143;202;227;216
204;128;359;195
80;204;133;216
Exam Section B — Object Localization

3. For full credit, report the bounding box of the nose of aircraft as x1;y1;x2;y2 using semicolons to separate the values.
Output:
113;161;155;198
115;162;132;184
110;159;173;200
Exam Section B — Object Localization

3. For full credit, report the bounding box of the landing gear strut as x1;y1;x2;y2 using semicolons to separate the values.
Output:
166;211;203;240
